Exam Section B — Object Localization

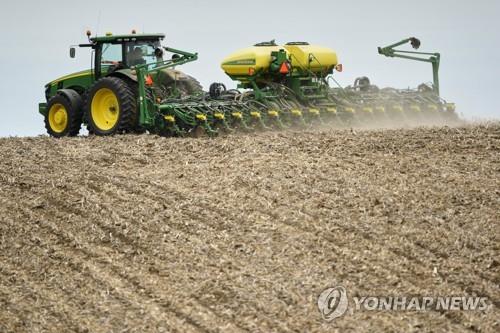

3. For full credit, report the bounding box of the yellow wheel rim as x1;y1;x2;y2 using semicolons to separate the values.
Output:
91;88;120;131
48;103;68;133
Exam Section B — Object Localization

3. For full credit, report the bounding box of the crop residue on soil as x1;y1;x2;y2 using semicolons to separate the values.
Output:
0;124;499;332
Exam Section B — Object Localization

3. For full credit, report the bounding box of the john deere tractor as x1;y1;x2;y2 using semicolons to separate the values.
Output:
39;32;458;137
39;30;203;137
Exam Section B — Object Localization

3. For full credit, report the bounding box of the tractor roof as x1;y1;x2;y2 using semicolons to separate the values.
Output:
90;33;165;43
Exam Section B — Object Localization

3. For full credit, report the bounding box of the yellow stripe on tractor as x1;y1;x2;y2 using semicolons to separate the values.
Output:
48;69;93;86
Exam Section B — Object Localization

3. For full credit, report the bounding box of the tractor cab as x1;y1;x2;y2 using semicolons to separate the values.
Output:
74;31;166;79
41;31;201;137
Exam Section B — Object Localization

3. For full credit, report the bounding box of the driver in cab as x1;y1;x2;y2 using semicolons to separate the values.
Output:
127;47;146;66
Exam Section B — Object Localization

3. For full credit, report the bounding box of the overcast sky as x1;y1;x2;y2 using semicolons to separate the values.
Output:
0;0;498;137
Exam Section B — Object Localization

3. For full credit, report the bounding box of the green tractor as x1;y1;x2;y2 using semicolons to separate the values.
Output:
39;30;203;137
39;32;458;137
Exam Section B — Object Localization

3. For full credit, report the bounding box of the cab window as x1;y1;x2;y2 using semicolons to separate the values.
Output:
101;43;123;65
125;41;162;67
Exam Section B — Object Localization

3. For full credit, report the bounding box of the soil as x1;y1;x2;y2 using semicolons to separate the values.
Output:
0;123;498;332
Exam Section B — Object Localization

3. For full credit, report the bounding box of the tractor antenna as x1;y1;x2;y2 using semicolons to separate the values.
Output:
95;10;101;37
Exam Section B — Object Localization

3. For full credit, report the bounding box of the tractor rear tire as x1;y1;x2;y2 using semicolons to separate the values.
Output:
125;80;149;134
85;77;136;135
44;94;82;138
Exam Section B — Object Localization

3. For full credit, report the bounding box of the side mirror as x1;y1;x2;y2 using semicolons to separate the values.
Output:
69;47;76;58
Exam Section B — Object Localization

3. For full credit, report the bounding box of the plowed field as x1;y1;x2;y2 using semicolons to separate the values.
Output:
0;123;498;332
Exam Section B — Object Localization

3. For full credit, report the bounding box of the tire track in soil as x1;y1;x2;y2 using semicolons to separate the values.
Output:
24;180;294;333
80;171;490;330
137;142;500;291
0;270;71;333
0;216;204;333
106;173;495;331
2;169;304;332
76;173;478;331
75;175;409;331
264;185;499;295
0;124;498;332
0;261;88;333
1;173;402;332
0;191;246;333
0;179;492;333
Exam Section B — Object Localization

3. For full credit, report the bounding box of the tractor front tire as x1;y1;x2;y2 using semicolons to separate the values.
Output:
44;94;82;138
86;77;136;135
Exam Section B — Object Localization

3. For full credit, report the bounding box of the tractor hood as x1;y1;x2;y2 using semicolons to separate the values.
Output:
46;69;93;87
